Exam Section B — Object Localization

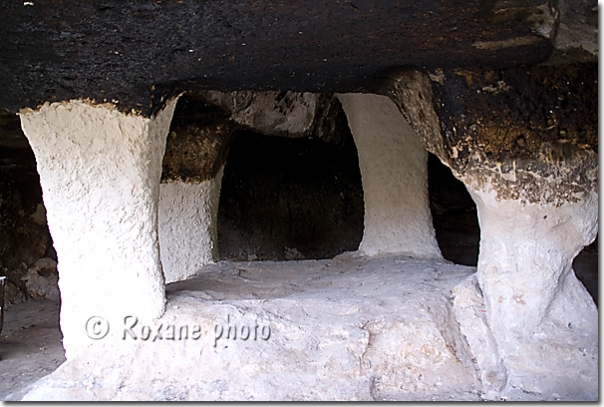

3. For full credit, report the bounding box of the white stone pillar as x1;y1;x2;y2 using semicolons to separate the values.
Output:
337;93;441;258
158;166;224;283
388;68;598;397
19;99;178;358
469;182;598;394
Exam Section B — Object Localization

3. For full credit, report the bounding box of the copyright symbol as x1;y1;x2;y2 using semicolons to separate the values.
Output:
85;316;110;339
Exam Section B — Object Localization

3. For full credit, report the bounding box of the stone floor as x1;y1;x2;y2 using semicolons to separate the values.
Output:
4;253;598;401
0;299;65;401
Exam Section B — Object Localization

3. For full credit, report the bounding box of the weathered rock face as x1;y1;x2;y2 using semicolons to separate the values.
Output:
466;181;597;397
21;258;59;301
427;151;598;303
1;0;571;117
161;94;239;184
389;64;598;398
200;91;345;144
484;0;597;62
158;95;237;282
390;64;597;198
0;0;597;400
21;255;486;401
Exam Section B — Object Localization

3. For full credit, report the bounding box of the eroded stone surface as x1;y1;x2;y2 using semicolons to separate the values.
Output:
469;186;598;397
21;255;483;401
21;258;59;301
337;93;441;258
484;0;598;61
388;67;598;399
390;64;597;205
161;94;236;184
200;91;346;143
159;169;224;283
21;254;597;401
452;274;507;398
19;100;178;358
0;1;561;116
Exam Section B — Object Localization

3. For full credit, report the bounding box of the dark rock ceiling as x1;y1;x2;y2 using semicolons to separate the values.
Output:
3;0;588;116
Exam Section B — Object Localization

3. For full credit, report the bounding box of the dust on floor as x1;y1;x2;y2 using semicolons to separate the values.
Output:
0;299;65;401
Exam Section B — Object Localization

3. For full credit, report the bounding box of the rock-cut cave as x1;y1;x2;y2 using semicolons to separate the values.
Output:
0;0;598;401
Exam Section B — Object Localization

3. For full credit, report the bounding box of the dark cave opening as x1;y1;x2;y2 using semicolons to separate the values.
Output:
216;128;364;262
0;110;56;306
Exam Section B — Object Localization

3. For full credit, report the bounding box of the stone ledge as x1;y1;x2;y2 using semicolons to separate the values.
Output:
20;255;598;401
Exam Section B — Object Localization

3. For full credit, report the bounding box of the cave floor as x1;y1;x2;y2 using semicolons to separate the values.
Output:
4;253;593;401
0;299;65;401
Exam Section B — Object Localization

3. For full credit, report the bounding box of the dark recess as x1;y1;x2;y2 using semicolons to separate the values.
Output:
0;110;56;304
217;129;364;261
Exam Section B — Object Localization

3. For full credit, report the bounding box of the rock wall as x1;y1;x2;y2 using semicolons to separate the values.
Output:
200;91;343;142
158;94;236;282
19;100;178;358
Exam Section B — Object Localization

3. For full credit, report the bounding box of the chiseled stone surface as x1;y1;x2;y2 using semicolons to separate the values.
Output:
21;255;596;401
159;168;224;283
18;100;178;358
337;93;441;258
22;255;484;401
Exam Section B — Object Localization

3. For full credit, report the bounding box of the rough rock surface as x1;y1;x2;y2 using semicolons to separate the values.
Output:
452;275;508;398
337;93;441;258
0;299;65;401
389;64;597;202
158;93;236;283
19;100;178;358
161;94;237;184
159;170;224;283
388;66;598;398
217;129;364;261
468;186;598;397
204;91;337;141
0;0;566;116
21;258;59;300
0;110;55;306
20;254;595;401
22;255;481;401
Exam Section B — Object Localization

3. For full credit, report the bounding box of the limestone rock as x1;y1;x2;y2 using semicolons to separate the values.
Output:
21;255;483;401
452;274;507;399
389;66;598;399
20;100;178;357
161;94;237;184
200;91;346;143
3;278;25;307
21;258;59;300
